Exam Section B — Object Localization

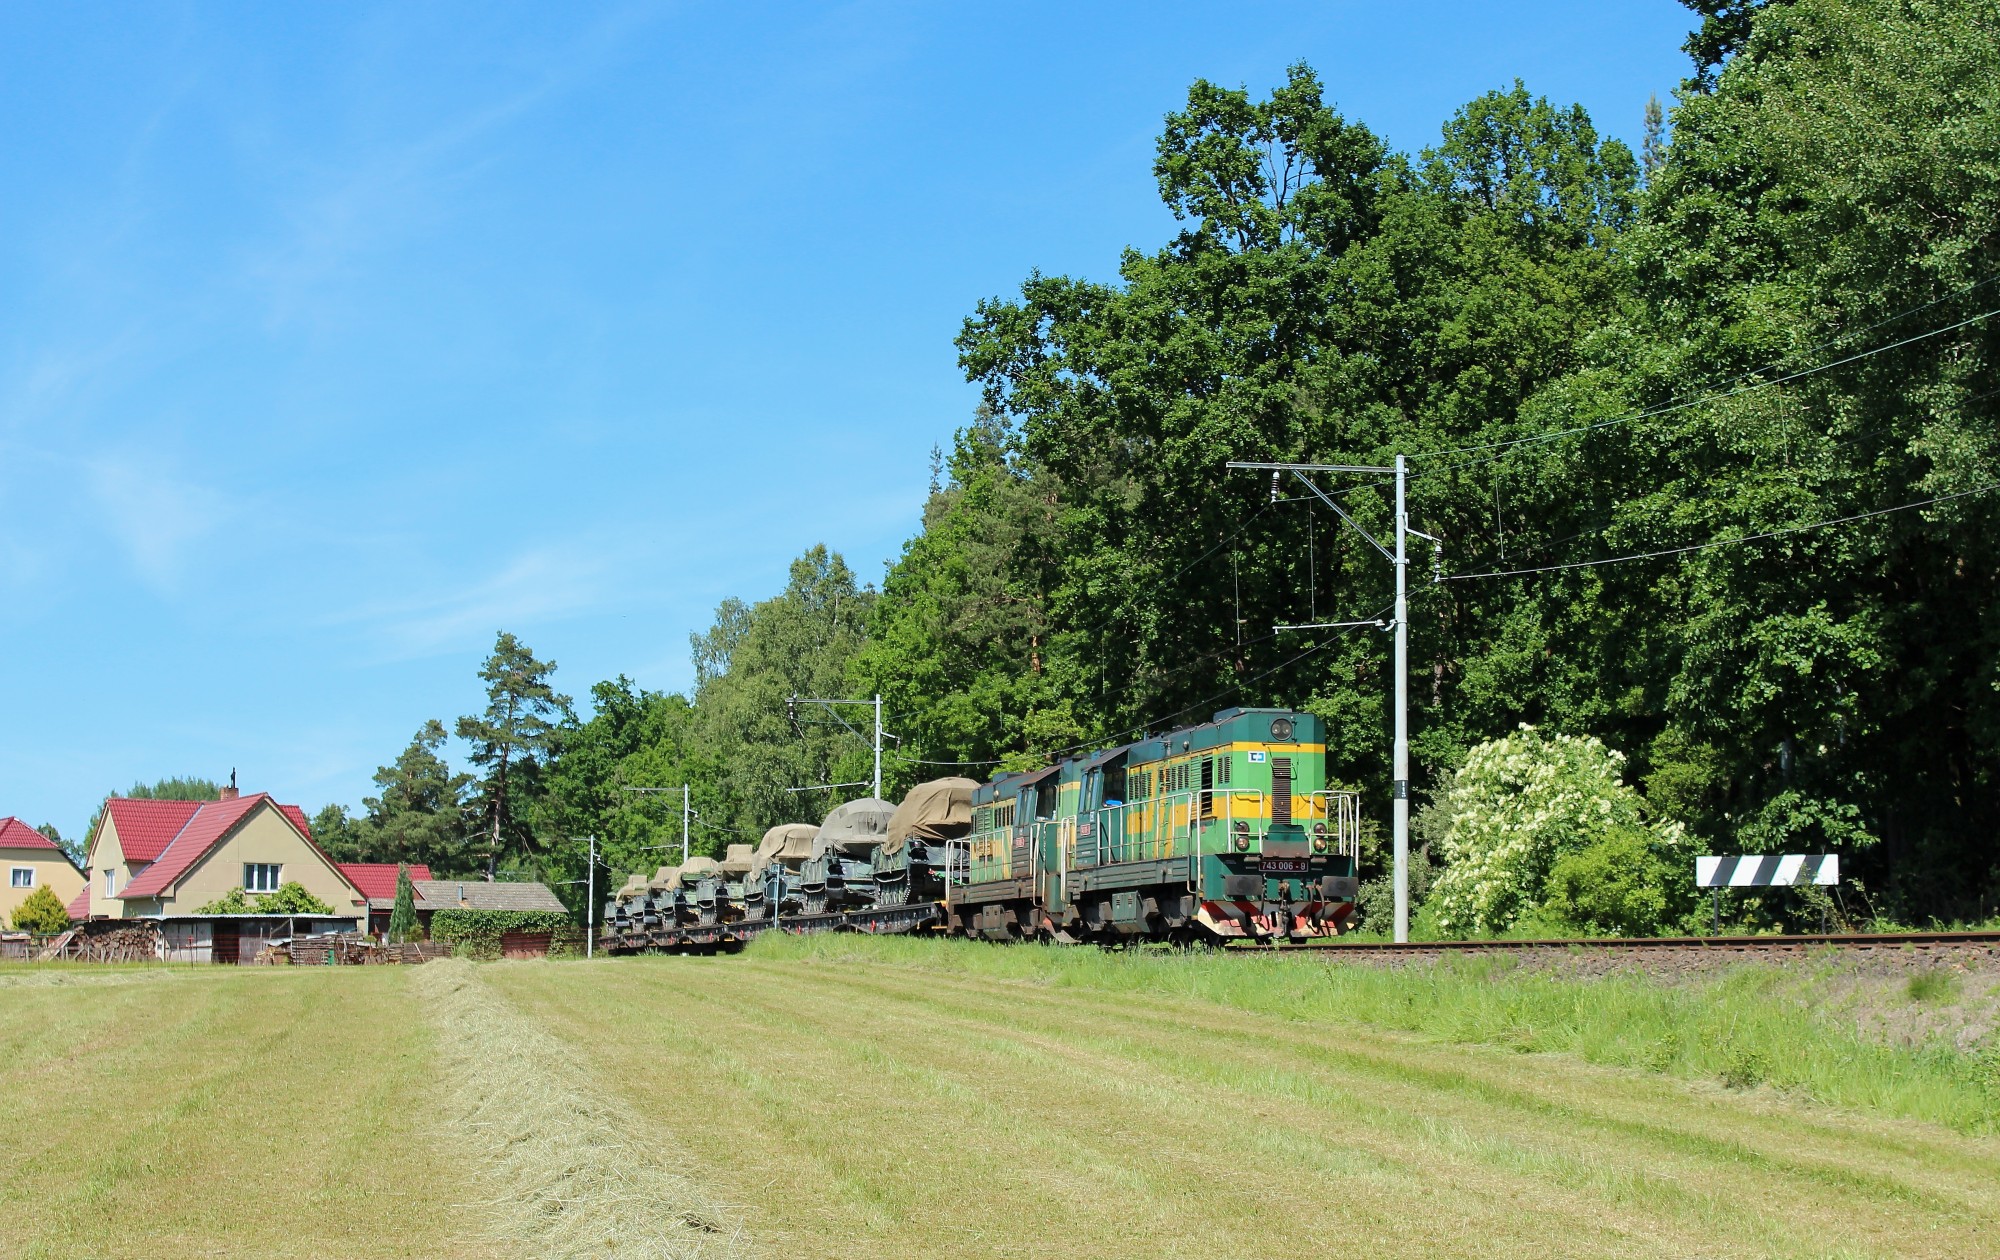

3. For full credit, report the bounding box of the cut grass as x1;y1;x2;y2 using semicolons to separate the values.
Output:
0;964;494;1260
746;934;2000;1134
10;943;1997;1259
491;944;2000;1260
412;959;743;1260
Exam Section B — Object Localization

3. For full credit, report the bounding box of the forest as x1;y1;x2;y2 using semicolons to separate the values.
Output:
300;0;1998;932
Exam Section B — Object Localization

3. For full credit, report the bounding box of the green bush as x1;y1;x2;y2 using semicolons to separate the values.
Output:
1541;826;1684;937
194;882;336;915
9;884;72;934
428;909;580;960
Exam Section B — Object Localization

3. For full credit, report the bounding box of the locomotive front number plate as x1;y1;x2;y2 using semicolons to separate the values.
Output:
1261;857;1309;874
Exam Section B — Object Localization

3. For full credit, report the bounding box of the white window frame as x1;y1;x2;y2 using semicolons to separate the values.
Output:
9;867;32;889
104;869;117;896
244;862;282;893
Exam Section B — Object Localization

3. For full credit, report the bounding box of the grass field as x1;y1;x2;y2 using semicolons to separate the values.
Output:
6;943;2000;1259
0;965;495;1260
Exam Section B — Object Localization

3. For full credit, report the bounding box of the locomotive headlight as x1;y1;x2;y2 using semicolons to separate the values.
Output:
1313;837;1329;853
1270;717;1295;741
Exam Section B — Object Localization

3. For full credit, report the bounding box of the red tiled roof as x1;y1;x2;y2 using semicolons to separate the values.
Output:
0;816;59;851
118;794;266;900
65;885;90;920
113;793;367;909
102;798;205;863
336;863;433;900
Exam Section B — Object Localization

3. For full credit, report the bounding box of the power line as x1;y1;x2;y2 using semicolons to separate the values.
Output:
1411;303;2000;472
889;603;1389;770
1280;278;2000;512
1441;480;2000;581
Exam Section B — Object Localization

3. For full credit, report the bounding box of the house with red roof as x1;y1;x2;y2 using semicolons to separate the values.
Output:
84;783;369;924
0;816;85;928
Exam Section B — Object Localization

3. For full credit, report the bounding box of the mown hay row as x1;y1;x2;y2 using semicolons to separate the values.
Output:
413;960;746;1260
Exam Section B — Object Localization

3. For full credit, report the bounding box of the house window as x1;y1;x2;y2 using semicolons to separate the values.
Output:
244;863;282;893
104;869;117;896
9;867;31;889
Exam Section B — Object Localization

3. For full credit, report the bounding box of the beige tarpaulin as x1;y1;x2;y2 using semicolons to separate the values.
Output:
813;797;897;858
750;823;818;880
718;843;754;877
881;778;978;856
615;873;648;902
646;865;680;892
670;856;722;891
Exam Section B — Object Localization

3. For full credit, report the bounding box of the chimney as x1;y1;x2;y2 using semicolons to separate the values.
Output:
218;768;240;802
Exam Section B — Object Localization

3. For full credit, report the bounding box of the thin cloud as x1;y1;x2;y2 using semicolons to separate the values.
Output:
335;543;621;661
83;452;233;590
240;3;666;330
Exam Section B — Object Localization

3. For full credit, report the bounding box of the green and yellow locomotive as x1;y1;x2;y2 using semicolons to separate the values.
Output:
948;707;1359;945
600;706;1361;953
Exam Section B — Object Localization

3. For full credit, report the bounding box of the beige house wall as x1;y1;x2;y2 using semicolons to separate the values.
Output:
153;806;364;922
1;846;85;927
85;816;145;919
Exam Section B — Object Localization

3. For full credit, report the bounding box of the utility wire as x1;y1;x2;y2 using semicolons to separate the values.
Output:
887;625;1292;767
1441;480;2000;581
890;604;1388;769
1413;305;2000;474
1302;277;2000;506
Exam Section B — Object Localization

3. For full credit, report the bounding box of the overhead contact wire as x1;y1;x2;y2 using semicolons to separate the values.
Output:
1441;481;2000;580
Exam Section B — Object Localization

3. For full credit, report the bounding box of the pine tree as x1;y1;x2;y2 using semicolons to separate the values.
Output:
456;632;571;880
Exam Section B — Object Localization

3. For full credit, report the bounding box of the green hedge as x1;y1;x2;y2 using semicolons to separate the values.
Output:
428;909;581;960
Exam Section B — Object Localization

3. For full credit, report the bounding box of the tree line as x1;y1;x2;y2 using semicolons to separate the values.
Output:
297;0;1999;929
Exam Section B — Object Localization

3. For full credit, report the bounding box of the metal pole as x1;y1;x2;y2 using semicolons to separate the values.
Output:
873;694;883;800
585;835;595;960
681;785;690;863
1392;453;1410;944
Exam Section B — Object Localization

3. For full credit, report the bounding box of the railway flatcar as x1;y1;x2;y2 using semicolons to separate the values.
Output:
948;707;1359;944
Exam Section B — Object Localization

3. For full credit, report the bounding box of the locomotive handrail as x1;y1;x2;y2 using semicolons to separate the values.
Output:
1307;790;1363;856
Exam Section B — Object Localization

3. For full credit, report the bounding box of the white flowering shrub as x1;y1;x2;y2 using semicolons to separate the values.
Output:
1429;725;1689;935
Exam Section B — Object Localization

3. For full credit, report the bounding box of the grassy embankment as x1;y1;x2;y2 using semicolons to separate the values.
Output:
749;934;2000;1133
0;964;493;1260
492;937;2000;1260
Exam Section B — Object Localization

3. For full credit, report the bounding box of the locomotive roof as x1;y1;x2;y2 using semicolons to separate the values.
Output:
973;708;1320;804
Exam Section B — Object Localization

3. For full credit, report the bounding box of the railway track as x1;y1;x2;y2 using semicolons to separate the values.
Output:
1252;929;2000;958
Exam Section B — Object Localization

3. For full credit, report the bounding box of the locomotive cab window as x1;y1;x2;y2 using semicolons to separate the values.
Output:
1019;778;1057;821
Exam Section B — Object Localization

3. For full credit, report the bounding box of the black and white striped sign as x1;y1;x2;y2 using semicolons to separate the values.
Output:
1696;854;1839;888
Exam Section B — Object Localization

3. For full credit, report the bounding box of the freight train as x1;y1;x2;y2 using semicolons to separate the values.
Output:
600;707;1361;951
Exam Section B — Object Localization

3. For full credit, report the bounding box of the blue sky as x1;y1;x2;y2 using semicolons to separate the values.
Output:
0;1;1695;835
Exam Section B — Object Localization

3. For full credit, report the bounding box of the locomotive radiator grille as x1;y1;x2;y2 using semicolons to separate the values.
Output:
1272;757;1292;825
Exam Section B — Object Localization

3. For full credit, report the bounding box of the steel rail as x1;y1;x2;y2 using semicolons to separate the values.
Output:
1240;930;2000;953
